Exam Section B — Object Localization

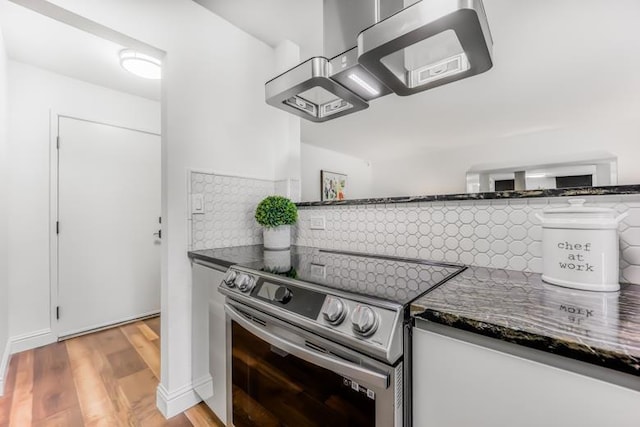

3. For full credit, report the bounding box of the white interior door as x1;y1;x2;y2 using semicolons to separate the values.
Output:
57;116;161;337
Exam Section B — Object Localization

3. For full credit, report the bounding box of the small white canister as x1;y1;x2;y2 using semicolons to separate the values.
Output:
536;199;627;292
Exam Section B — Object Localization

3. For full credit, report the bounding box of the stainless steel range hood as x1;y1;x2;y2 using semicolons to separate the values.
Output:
265;57;369;122
265;0;389;122
265;0;493;121
358;0;493;96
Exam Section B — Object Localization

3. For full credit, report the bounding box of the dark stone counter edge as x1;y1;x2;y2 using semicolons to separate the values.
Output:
413;308;640;377
188;251;234;268
296;185;640;208
188;246;640;377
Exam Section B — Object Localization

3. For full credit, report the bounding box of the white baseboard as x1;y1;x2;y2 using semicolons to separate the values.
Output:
0;339;11;397
156;381;201;418
10;328;57;354
192;374;214;400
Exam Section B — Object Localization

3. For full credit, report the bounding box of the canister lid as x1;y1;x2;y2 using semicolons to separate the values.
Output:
539;199;627;229
544;199;616;217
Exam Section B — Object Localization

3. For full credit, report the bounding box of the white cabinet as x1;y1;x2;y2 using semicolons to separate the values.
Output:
192;262;228;424
412;325;640;427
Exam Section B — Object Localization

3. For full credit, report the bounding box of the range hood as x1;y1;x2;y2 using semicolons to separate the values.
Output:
265;57;370;122
265;0;493;122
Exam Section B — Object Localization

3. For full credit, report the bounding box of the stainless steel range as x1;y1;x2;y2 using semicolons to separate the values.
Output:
218;246;465;427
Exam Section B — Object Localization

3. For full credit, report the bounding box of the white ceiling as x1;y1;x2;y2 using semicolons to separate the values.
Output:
3;0;637;160
0;0;161;101
204;0;640;162
193;0;323;61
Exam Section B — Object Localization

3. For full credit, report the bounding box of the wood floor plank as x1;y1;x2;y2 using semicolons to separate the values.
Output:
31;406;84;427
120;323;160;379
143;317;161;337
118;368;191;427
106;347;147;380
162;413;194;427
121;320;199;426
9;351;35;427
117;368;156;416
136;323;159;342
83;334;139;427
184;404;225;427
0;355;18;427
66;337;122;426
91;327;132;356
32;342;80;422
1;315;225;427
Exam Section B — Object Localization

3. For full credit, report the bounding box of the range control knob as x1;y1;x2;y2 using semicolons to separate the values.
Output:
234;274;248;290
322;296;347;325
223;270;237;287
274;286;292;304
237;275;255;293
351;305;379;337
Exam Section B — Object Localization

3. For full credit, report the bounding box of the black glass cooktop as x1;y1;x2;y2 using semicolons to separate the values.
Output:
213;246;466;306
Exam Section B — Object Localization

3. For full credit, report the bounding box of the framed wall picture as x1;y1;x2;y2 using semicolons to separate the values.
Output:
321;170;347;201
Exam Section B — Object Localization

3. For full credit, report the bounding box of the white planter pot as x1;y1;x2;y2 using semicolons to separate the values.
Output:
263;249;292;273
536;199;627;292
263;225;291;250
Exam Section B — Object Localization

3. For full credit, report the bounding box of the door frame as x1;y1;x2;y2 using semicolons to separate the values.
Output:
49;110;162;340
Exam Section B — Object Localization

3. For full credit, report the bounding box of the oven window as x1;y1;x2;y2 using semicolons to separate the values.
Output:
232;321;376;427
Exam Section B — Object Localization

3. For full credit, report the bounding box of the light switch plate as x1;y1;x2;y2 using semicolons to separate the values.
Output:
310;216;326;230
191;194;204;215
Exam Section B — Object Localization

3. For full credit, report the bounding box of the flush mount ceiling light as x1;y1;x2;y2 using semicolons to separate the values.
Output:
119;49;162;80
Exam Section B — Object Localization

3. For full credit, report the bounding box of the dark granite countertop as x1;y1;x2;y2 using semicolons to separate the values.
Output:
296;184;640;207
412;267;640;376
189;246;640;376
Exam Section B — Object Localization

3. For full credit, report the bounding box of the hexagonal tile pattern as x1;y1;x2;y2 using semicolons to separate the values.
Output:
190;172;280;250
295;194;640;284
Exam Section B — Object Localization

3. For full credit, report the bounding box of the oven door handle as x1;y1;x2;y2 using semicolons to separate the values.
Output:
225;304;390;390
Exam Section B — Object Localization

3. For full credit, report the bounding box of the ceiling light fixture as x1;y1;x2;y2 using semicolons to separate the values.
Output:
348;73;380;96
119;49;161;80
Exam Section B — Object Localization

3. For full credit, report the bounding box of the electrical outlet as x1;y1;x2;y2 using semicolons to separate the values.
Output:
310;216;326;230
191;194;204;214
310;263;326;278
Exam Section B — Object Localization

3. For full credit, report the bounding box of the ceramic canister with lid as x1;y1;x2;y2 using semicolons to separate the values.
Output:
536;199;628;292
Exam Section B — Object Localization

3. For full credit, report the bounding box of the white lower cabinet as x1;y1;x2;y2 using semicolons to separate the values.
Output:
412;326;640;427
192;262;228;424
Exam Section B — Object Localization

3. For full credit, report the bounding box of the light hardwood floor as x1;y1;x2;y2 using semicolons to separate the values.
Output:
0;317;224;427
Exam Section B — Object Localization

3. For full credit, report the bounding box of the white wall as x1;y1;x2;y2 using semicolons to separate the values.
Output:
0;24;10;396
301;142;374;202
7;61;160;348
45;0;296;418
273;40;301;185
371;118;640;197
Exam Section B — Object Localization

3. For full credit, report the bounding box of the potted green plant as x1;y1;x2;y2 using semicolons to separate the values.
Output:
255;195;298;250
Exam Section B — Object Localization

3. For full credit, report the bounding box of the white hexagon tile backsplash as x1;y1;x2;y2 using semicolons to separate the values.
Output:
190;172;276;250
189;174;640;284
295;195;640;285
190;172;301;250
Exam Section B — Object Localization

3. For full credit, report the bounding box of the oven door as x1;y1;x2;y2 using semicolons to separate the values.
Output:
225;301;402;427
